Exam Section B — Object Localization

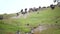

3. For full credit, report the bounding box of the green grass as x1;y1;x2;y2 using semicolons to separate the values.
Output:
0;7;60;34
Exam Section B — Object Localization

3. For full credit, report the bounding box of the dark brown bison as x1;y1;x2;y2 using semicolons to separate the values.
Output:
28;8;34;12
34;8;38;11
20;9;25;14
21;9;23;13
50;4;55;10
25;8;27;13
39;6;41;9
33;7;39;11
16;13;19;16
21;12;26;15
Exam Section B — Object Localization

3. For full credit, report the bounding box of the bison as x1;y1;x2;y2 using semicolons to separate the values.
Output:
50;4;55;10
21;9;23;13
16;13;19;16
25;8;27;13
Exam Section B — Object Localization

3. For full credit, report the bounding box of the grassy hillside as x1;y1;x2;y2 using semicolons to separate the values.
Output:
0;6;60;34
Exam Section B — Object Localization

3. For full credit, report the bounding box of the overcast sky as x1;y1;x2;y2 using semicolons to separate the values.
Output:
0;0;57;14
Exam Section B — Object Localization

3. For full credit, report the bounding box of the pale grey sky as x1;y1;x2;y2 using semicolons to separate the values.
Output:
0;0;57;14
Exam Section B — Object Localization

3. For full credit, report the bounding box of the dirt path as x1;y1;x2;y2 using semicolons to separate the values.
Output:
29;25;48;34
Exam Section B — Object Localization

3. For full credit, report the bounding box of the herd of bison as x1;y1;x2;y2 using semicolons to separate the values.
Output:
0;4;60;20
16;4;60;16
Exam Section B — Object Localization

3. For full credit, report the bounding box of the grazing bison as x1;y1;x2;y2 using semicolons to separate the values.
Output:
28;8;34;12
21;12;26;15
20;9;23;14
35;8;38;11
50;4;55;9
29;8;36;12
20;8;27;15
16;13;19;16
33;7;38;11
39;6;41;9
20;9;25;14
25;8;27;13
0;15;3;20
38;6;41;10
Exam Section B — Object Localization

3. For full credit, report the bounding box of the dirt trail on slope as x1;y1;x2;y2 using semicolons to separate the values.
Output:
30;25;47;34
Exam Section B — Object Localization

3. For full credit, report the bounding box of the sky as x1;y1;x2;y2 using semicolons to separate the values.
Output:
0;0;57;14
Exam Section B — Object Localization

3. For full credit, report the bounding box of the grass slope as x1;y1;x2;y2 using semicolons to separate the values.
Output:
0;7;60;34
